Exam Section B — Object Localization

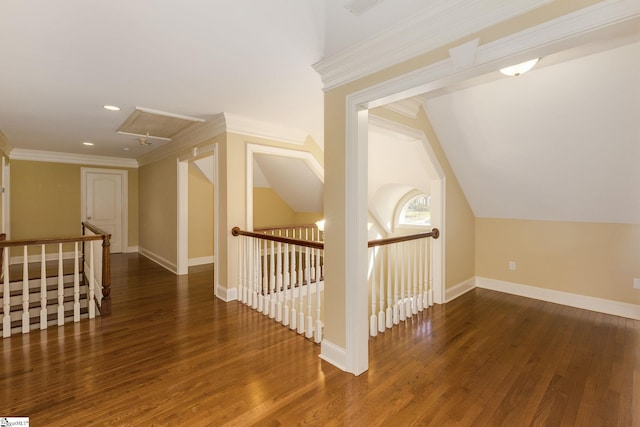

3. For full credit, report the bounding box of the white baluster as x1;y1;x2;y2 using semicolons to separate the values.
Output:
370;247;377;337
428;236;434;307
418;238;424;312
386;245;393;329
282;242;290;326
88;240;96;318
305;246;312;339
238;236;245;304
40;244;47;329
22;246;30;334
314;247;322;343
73;242;80;322
57;243;64;325
268;240;276;318
275;242;283;322
3;248;11;337
404;242;412;319
252;238;259;309
289;244;297;331
258;239;266;313
378;245;385;333
246;238;253;307
399;243;406;322
297;243;304;334
411;240;420;314
393;244;399;325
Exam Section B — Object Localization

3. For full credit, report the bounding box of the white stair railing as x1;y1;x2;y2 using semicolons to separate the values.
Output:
233;226;324;344
368;228;440;337
0;224;112;338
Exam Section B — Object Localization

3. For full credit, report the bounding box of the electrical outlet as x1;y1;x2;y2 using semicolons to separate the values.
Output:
634;278;640;290
509;261;516;271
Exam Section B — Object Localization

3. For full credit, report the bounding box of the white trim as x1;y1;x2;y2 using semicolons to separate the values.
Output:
138;247;178;275
319;339;348;372
477;277;640;320
215;285;237;302
381;96;426;119
313;0;554;90
225;113;309;146
2;157;10;237
10;251;76;265
315;0;640;90
177;160;189;275
10;148;138;168
126;246;139;253
81;167;128;254
445;277;476;302
188;256;214;266
246;144;324;231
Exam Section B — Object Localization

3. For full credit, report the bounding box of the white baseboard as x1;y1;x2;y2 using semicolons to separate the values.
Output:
126;246;139;253
319;340;348;372
189;256;214;266
138;247;178;275
476;277;640;320
10;251;76;265
445;277;476;302
215;285;237;302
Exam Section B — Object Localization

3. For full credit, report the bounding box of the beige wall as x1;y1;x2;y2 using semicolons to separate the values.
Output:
10;160;139;246
322;0;601;348
476;218;640;305
139;155;177;263
253;187;295;228
188;162;214;259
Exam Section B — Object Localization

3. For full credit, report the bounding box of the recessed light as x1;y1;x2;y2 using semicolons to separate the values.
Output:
103;105;120;111
122;147;131;151
82;141;94;146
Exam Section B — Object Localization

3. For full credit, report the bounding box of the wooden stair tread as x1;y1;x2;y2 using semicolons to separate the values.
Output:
9;292;89;312
9;307;90;329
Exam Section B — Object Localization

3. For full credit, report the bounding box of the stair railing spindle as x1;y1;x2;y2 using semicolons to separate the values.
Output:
73;242;80;322
57;244;64;326
88;241;96;318
22;246;29;333
314;247;322;343
2;248;10;337
40;244;47;329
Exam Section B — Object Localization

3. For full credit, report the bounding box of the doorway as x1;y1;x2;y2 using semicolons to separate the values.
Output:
81;168;128;253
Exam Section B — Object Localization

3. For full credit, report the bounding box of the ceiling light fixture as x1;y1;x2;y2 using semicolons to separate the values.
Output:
82;141;94;146
499;58;539;76
103;105;120;111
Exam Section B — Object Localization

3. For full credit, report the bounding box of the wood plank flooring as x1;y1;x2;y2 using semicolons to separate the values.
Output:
1;253;638;426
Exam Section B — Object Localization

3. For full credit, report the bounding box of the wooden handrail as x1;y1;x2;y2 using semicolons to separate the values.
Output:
232;226;440;249
0;234;103;248
232;227;324;250
82;221;111;238
368;228;439;248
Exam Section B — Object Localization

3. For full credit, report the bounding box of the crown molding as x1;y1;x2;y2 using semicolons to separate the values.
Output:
313;0;554;90
0;129;12;157
9;148;138;168
223;113;309;145
137;114;226;166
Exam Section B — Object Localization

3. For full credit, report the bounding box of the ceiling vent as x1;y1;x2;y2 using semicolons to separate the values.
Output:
116;107;205;141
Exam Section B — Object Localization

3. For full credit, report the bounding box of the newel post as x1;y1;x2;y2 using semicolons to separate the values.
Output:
101;235;112;316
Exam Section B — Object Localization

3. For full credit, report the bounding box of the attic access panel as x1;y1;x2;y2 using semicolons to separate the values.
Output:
117;107;204;140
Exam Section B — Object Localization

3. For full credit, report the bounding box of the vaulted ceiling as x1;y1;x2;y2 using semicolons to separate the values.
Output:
1;1;638;224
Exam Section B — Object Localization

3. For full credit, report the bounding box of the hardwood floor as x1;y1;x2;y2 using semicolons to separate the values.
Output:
2;253;638;426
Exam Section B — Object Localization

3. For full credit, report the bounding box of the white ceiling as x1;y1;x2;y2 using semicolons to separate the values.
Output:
424;39;640;224
1;1;638;226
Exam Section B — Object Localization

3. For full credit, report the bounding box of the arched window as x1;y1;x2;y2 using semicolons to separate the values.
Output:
399;194;431;226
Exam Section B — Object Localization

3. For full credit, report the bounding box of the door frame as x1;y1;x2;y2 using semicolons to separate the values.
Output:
176;145;218;295
81;167;129;253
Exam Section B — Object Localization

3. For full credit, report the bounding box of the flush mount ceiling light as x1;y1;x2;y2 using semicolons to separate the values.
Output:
500;58;539;76
82;141;94;146
103;105;120;111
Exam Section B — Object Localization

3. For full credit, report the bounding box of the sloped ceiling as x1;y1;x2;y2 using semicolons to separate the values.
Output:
424;39;640;224
253;154;323;213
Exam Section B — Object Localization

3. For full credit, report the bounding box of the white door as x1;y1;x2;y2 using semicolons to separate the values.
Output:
83;170;125;253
